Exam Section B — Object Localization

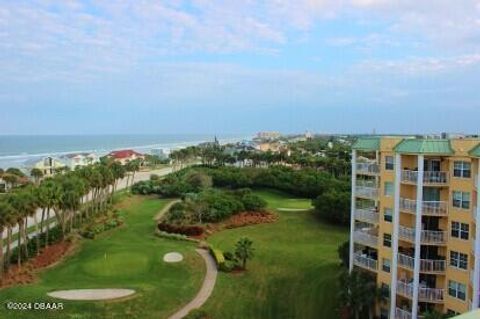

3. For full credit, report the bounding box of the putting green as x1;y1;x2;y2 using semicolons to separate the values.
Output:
82;252;149;277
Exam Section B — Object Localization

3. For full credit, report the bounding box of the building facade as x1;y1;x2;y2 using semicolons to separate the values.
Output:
60;152;99;170
107;149;145;165
349;136;480;318
24;156;67;176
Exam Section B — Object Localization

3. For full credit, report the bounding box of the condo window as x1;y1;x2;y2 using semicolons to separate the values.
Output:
453;161;471;178
450;251;468;270
380;283;390;299
384;208;392;222
448;280;466;301
384;182;394;197
451;222;469;240
382;258;391;273
385;156;394;170
383;233;391;247
452;191;470;209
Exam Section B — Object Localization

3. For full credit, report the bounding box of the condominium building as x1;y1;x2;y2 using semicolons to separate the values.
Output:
349;136;480;319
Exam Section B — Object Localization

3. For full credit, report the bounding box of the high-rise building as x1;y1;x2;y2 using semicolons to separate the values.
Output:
349;136;480;318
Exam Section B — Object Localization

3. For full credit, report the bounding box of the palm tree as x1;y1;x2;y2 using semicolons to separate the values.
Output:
338;270;377;319
41;178;61;246
8;191;36;265
0;199;13;280
234;237;254;270
30;168;44;184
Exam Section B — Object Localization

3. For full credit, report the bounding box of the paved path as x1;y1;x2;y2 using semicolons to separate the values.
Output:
153;199;181;221
167;249;218;319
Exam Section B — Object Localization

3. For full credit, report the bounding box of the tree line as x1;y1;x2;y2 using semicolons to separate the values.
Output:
0;159;141;283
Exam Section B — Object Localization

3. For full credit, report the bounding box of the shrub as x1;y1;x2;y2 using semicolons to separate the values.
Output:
157;223;204;236
209;246;224;264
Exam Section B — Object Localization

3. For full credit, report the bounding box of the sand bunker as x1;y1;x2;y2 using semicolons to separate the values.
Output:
163;252;184;263
47;288;135;301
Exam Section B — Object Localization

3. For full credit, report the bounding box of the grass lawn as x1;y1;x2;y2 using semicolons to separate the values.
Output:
203;189;348;319
0;195;204;319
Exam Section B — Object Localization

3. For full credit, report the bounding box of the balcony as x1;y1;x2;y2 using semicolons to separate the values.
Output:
397;281;444;303
354;208;379;224
401;170;449;185
356;163;379;175
355;186;378;200
398;226;447;245
397;253;446;273
395;308;412;319
353;229;378;248
395;308;425;319
353;251;377;271
399;198;448;216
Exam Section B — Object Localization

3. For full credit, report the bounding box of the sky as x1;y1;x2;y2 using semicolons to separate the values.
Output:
1;0;480;135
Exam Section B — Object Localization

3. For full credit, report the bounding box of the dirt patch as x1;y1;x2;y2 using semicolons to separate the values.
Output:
0;241;74;289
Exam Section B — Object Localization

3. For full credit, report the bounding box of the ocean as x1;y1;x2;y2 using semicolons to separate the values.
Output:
0;134;249;169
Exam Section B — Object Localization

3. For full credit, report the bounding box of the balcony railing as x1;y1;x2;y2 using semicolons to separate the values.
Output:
395;308;425;319
354;208;379;224
397;281;444;302
356;179;377;188
395;308;412;319
397;253;446;273
401;170;448;185
356;163;379;175
353;252;377;271
353;230;378;247
398;226;447;245
399;198;448;216
355;186;378;199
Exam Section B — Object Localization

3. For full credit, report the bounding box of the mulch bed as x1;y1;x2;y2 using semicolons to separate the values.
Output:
190;211;278;240
0;241;73;289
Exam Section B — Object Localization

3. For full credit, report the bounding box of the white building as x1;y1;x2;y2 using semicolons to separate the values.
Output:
60;152;99;170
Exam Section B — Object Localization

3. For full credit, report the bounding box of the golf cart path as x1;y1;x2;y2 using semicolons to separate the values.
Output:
153;199;181;221
168;249;218;319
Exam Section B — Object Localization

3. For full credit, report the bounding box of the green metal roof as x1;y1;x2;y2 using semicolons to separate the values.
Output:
452;309;480;319
352;137;380;151
394;139;454;155
469;143;480;157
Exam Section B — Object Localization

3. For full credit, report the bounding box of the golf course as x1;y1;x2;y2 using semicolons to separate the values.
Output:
0;190;347;319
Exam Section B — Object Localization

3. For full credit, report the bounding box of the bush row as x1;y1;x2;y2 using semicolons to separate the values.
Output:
157;223;204;236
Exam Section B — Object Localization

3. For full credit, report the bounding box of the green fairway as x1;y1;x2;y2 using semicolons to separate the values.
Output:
0;195;204;319
203;189;347;319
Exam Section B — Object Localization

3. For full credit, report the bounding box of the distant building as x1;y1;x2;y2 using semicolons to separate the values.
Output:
0;178;8;193
256;131;281;141
60;152;99;170
151;148;167;159
107;149;145;165
24;156;66;176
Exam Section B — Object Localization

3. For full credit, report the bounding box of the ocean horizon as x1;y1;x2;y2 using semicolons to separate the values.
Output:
0;134;249;169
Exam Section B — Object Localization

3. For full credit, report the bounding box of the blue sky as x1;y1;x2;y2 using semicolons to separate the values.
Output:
1;0;480;135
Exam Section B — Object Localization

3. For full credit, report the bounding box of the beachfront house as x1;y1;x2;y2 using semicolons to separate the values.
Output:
107;149;145;166
60;152;99;170
24;156;66;177
0;178;8;193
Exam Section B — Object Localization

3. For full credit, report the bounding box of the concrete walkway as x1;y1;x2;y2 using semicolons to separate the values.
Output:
168;249;218;319
153;199;181;221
